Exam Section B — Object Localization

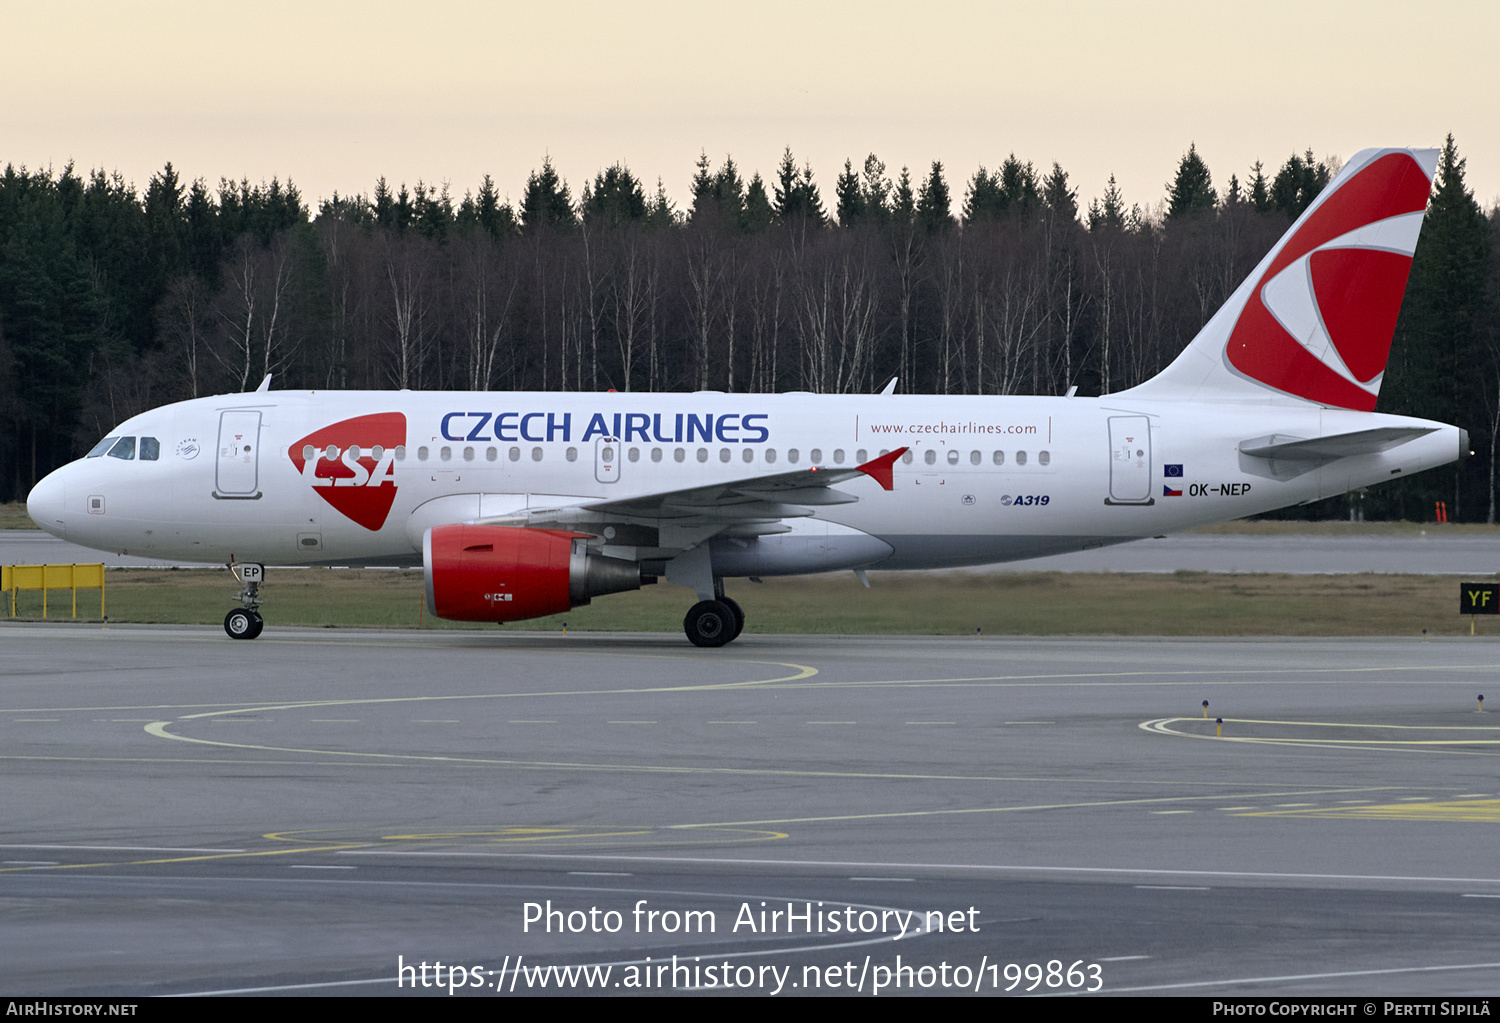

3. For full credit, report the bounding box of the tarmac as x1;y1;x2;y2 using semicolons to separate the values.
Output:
5;625;1500;996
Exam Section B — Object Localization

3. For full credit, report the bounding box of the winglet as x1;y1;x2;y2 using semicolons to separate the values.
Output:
857;447;907;491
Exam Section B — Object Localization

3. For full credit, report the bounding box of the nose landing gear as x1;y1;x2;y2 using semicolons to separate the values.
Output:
224;606;264;639
225;563;265;640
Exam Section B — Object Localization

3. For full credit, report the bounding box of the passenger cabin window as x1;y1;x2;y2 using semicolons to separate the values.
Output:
810;448;823;463
993;450;1005;465
1038;450;1050;466
1016;450;1028;465
87;436;118;458
788;449;799;464
107;437;136;460
947;450;959;465
924;449;937;465
765;449;777;464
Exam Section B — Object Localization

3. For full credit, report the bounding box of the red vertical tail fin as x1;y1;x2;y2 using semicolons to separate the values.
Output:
1119;148;1438;409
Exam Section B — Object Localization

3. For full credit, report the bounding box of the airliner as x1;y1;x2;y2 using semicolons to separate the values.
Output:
25;147;1464;645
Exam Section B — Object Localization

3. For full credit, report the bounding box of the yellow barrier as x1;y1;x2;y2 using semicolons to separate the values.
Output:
4;564;106;619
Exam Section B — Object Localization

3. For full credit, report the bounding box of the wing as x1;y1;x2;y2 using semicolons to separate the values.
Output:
476;447;908;556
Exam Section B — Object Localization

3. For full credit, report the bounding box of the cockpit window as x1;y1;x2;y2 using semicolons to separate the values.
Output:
140;437;160;461
107;436;136;460
87;436;118;458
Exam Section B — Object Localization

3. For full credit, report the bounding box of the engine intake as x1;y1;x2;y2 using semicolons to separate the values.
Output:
423;524;645;622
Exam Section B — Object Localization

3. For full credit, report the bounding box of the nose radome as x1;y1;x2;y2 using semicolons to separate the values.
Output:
26;469;67;537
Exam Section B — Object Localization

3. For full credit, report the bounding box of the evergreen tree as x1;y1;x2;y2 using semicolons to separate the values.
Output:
1042;162;1078;222
713;158;748;227
891;166;916;224
835;158;864;226
582;163;647;227
860;154;892;225
1247;161;1271;213
998;154;1039;213
963;166;1003;222
372;177;394;227
0;168;107;491
1166;143;1216;220
743;174;774;233
1222;173;1243;209
1269;150;1329;219
1087;174;1126;232
184;177;223;283
1381;135;1491;518
521;158;576;233
644;177;678;231
456;174;517;239
689;154;748;231
772;147;825;225
773;147;799;218
916;161;954;232
688;152;714;218
412;181;453;241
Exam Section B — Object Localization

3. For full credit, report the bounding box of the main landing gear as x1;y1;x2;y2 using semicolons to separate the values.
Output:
225;563;265;640
683;592;745;648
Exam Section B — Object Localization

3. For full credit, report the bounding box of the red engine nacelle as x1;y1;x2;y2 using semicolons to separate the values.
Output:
423;524;645;623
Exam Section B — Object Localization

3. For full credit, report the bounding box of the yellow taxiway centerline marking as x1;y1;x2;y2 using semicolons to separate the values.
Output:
0;843;368;874
665;786;1420;830
16;659;1500;717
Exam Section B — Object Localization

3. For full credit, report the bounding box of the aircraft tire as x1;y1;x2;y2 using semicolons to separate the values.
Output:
719;596;745;641
684;600;736;648
225;608;260;640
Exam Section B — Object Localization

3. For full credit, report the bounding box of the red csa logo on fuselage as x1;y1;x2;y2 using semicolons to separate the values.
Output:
288;413;406;531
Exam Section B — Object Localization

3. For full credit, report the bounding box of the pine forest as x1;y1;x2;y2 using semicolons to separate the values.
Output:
1;139;1495;519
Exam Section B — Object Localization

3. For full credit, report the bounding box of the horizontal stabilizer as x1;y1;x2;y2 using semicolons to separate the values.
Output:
1239;427;1437;461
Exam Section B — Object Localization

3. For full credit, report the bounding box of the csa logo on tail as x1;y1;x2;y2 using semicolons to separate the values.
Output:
1225;151;1435;410
288;413;406;530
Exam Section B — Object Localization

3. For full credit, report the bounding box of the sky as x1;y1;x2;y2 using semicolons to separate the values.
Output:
6;1;1499;216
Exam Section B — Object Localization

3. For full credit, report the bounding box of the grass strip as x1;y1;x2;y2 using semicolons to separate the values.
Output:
5;566;1497;638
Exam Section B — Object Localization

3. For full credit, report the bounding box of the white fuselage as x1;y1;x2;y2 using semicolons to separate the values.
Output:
26;389;1462;575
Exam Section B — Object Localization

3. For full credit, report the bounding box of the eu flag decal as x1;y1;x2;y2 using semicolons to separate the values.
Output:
1163;484;1183;497
1164;464;1184;477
